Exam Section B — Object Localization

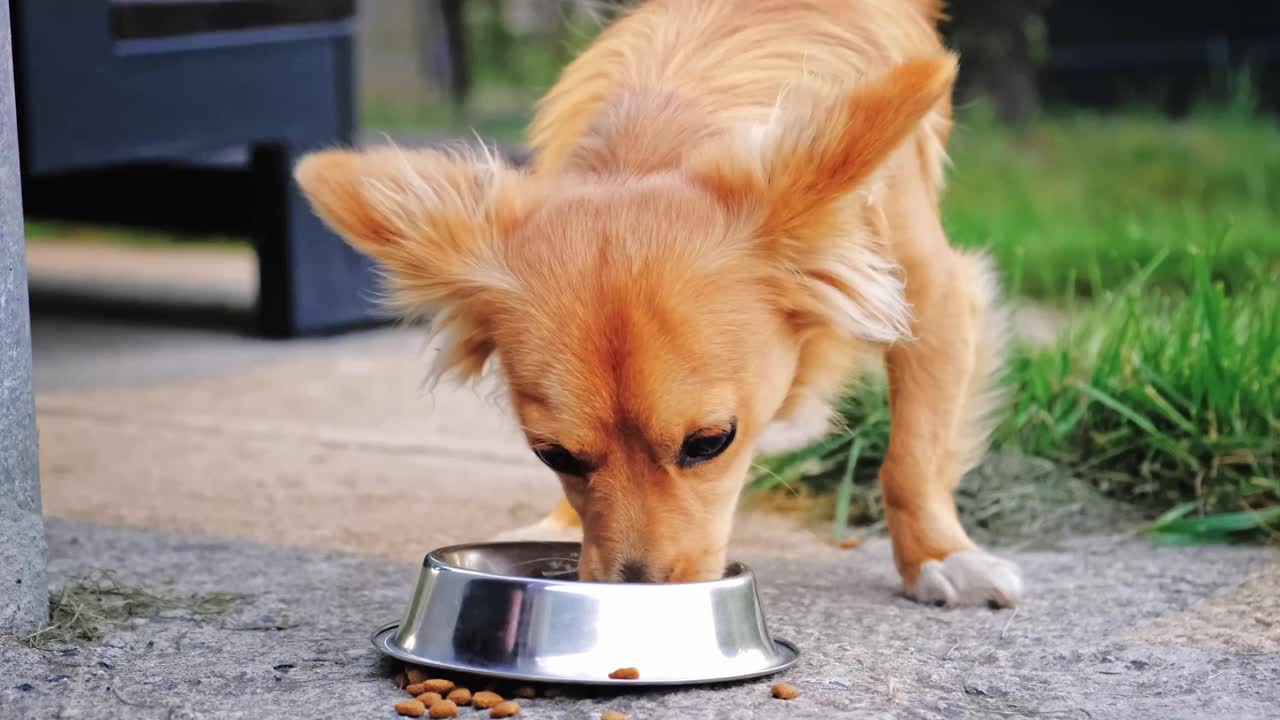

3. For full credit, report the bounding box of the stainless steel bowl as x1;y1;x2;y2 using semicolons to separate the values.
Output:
371;541;798;685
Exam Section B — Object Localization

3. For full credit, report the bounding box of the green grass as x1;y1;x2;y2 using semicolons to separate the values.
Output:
1005;256;1278;530
944;104;1280;299
756;256;1280;543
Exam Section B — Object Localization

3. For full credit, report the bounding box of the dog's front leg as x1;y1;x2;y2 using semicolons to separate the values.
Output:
880;242;1023;608
492;497;583;543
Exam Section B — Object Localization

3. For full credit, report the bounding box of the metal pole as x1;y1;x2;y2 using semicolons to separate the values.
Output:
0;0;48;638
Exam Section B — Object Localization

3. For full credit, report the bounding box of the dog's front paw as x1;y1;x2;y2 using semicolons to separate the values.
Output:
908;550;1023;608
491;519;583;544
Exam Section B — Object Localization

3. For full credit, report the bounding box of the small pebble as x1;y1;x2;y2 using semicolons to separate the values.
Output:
490;701;521;718
608;667;640;680
772;682;800;700
446;688;472;706
472;691;504;709
395;700;426;717
415;692;442;707
429;699;459;718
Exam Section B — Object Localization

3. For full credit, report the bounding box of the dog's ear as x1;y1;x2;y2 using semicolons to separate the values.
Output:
688;55;957;343
295;147;535;379
691;55;956;234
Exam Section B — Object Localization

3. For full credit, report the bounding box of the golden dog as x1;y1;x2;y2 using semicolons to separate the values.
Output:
296;0;1022;607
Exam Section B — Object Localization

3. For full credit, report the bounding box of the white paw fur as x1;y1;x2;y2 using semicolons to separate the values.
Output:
756;397;836;456
910;550;1023;608
491;518;583;544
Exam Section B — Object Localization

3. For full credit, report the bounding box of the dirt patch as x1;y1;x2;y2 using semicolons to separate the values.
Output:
959;450;1143;547
24;570;246;649
745;449;1140;549
1130;556;1280;654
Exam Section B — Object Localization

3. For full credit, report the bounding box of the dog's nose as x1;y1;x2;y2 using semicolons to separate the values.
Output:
619;561;650;583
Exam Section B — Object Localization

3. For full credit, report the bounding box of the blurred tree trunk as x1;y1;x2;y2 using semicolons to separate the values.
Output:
944;0;1051;122
417;0;472;111
442;0;472;109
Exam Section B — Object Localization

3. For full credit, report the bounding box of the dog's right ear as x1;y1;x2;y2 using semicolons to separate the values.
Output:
690;54;956;240
295;147;537;379
686;55;957;345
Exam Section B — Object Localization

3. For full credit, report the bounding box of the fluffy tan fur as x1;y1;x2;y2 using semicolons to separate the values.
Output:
294;0;1022;605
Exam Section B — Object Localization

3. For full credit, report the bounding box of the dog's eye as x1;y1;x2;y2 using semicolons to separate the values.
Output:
533;444;591;476
679;421;737;467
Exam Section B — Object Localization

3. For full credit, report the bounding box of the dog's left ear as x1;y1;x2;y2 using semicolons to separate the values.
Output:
688;54;957;343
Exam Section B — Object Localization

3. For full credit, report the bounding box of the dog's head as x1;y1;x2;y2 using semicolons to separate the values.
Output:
295;56;954;582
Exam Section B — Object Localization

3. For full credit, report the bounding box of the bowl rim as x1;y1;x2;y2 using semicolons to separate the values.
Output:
424;540;757;590
371;622;800;686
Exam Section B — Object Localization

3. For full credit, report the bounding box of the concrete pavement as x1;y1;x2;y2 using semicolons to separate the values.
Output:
2;519;1277;720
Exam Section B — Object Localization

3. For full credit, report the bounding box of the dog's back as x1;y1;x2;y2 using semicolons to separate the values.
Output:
531;0;949;185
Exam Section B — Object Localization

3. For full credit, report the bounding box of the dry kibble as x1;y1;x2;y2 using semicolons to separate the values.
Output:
406;668;430;685
489;701;521;718
446;688;472;706
771;682;800;700
421;679;456;694
471;691;504;709
513;686;537;699
428;699;459;718
395;700;426;717
602;711;629;720
406;682;429;695
838;536;862;549
608;667;640;680
414;692;443;707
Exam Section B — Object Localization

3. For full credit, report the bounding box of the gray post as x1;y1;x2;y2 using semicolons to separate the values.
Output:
0;1;48;637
